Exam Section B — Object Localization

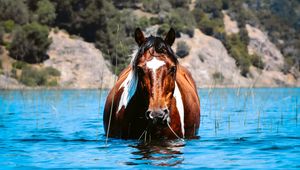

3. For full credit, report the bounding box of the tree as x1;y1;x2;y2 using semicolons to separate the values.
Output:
0;0;29;24
35;0;56;25
9;22;52;63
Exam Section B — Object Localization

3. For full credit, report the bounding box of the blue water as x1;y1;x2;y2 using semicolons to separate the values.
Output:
0;88;299;169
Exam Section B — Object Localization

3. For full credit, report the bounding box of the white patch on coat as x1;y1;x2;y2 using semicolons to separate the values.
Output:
174;82;185;137
117;71;138;113
146;57;165;73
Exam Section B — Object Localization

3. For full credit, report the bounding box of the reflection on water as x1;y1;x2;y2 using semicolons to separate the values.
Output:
128;140;185;167
0;89;300;168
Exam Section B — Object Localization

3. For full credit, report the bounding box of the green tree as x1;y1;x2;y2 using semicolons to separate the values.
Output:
9;22;51;63
35;0;56;25
0;0;29;24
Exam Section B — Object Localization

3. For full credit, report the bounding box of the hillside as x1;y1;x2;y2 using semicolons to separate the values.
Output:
0;0;299;88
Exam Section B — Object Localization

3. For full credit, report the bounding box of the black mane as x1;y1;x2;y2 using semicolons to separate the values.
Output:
132;36;178;67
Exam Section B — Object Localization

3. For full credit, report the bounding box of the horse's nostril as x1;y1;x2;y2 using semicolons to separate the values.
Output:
145;110;151;119
163;108;169;114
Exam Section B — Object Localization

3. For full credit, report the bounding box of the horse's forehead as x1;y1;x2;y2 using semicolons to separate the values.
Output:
146;57;165;71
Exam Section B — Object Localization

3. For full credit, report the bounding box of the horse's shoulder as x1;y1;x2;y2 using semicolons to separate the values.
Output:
177;65;197;91
107;66;132;102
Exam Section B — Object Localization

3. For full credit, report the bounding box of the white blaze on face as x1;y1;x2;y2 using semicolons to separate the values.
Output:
117;71;138;113
146;57;165;74
174;82;185;137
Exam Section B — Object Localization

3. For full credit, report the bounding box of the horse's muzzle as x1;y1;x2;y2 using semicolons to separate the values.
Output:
145;108;170;125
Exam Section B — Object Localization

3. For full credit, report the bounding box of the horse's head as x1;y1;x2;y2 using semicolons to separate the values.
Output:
133;28;178;125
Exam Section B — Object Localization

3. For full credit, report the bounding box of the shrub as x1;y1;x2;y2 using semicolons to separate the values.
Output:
19;66;60;86
3;20;15;33
0;0;29;24
212;72;224;82
0;26;3;45
35;0;56;25
20;66;47;86
44;66;61;76
250;54;264;69
176;41;190;58
224;34;251;77
157;24;170;36
46;79;58;86
12;61;28;70
167;8;196;37
9;22;51;63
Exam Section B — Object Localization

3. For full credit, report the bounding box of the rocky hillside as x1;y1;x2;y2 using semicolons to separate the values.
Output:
0;1;299;89
173;13;298;87
0;30;116;89
45;31;116;89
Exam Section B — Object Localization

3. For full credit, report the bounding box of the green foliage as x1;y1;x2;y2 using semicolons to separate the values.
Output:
0;25;3;44
20;66;47;86
157;24;170;36
3;20;15;33
212;72;224;82
193;1;225;37
176;41;190;58
44;66;61;77
12;61;28;70
19;65;60;86
9;22;51;63
250;54;264;70
35;0;56;25
168;0;189;8
224;34;251;77
227;0;300;71
195;0;223;17
142;0;170;14
166;8;196;37
0;0;29;24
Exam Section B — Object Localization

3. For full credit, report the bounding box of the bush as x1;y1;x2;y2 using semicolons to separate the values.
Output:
157;23;170;36
166;8;196;37
212;72;224;82
0;26;3;45
176;41;190;58
19;66;60;86
224;34;251;77
3;20;15;33
35;0;56;25
20;66;47;86
9;22;51;63
0;0;29;24
250;54;264;69
44;66;61;76
12;61;28;70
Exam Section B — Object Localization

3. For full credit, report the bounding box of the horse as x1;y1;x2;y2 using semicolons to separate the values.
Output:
103;28;200;140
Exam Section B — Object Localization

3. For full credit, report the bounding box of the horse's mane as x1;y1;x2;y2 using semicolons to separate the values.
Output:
131;36;178;68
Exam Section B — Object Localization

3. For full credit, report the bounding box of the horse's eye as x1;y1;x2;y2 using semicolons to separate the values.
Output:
169;66;177;74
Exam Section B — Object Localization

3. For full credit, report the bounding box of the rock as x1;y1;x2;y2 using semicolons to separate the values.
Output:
174;29;251;87
223;11;240;35
0;74;24;89
174;28;299;87
45;31;116;89
246;24;284;71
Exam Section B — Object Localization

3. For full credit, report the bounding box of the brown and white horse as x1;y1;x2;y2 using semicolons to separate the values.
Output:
103;28;200;139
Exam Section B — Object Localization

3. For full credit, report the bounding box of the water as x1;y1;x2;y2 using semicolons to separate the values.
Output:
0;88;299;169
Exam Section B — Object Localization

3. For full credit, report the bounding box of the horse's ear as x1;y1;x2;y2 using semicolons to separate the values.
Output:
164;28;176;46
134;28;145;46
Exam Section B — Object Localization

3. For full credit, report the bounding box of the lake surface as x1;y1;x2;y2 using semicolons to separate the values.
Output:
0;88;299;169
